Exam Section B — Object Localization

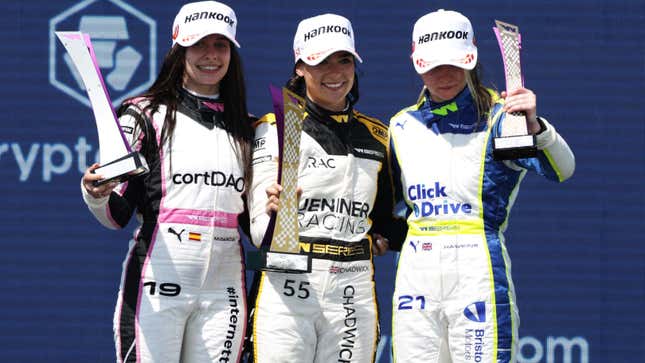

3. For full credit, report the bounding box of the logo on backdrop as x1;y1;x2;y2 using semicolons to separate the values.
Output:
49;0;157;108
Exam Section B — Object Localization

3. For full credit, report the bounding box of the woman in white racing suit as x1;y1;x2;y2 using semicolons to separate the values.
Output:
247;13;406;363
389;9;575;363
80;2;253;362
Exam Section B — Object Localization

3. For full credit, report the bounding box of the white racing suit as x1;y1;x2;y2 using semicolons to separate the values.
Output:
248;99;405;363
81;88;247;363
389;88;575;363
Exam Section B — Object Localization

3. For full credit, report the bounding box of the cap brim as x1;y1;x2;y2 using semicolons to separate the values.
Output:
175;31;241;48
412;47;477;74
300;47;362;66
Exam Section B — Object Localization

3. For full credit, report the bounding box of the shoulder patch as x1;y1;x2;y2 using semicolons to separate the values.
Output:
354;111;388;146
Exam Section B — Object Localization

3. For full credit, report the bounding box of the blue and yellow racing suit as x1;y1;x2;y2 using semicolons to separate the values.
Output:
389;87;575;363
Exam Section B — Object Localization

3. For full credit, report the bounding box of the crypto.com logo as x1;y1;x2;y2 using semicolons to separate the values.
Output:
49;0;156;107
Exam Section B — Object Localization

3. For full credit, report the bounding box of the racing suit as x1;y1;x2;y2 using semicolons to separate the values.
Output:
389;87;575;363
82;88;247;363
248;98;404;363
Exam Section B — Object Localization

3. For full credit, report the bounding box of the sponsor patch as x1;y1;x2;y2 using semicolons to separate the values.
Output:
329;264;369;274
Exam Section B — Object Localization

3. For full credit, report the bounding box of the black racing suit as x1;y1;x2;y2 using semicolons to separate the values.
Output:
247;98;406;363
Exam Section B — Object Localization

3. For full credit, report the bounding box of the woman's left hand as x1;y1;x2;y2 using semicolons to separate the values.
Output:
501;87;542;134
371;233;389;256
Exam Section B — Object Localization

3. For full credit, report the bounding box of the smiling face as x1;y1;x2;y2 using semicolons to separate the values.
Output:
295;51;355;112
183;34;231;95
421;65;467;102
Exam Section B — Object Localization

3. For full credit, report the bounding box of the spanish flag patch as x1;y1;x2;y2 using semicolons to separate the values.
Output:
188;232;202;242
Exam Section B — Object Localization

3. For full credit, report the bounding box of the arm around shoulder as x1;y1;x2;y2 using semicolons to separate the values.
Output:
248;114;279;248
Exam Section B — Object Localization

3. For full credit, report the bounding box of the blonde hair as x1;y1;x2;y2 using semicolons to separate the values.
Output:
465;64;494;120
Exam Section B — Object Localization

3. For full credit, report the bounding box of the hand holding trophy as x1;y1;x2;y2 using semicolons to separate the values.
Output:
248;86;312;273
492;20;538;160
56;32;148;185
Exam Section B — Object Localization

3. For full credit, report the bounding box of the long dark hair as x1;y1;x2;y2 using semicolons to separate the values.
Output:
119;41;253;188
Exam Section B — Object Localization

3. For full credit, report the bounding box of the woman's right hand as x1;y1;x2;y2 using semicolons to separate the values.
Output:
82;163;118;199
265;183;302;215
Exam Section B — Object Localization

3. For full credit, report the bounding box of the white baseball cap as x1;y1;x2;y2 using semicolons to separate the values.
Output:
293;13;362;66
411;9;477;74
172;1;240;48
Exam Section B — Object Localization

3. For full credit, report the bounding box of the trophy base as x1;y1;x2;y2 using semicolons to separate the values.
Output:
246;249;312;273
92;152;149;186
493;135;537;160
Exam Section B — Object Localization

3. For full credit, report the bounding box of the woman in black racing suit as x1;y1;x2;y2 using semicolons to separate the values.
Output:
246;13;406;363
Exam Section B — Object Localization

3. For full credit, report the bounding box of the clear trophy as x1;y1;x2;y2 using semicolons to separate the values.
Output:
492;20;537;160
247;86;312;273
56;32;148;185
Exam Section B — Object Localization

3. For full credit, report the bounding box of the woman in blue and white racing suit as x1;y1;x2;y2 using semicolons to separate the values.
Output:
80;2;253;362
389;9;575;363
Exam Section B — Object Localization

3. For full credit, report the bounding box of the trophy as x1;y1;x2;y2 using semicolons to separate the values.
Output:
56;31;148;185
247;86;312;273
492;20;537;160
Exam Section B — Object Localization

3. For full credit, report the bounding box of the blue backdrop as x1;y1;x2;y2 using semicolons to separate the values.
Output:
1;1;643;362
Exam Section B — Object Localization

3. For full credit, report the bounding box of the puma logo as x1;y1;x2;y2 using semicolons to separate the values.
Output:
395;119;408;129
168;227;185;242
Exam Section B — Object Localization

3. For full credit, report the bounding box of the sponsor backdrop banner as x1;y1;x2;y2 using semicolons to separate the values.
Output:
1;1;642;362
